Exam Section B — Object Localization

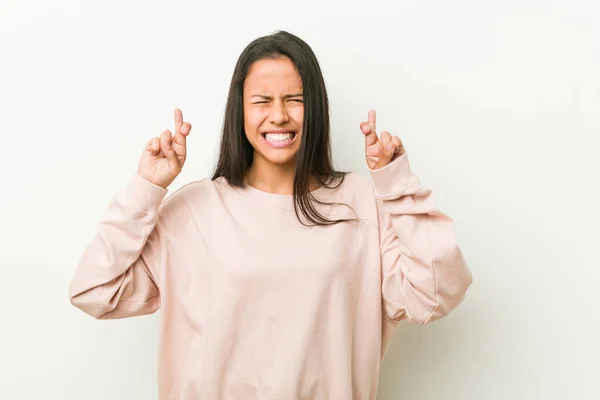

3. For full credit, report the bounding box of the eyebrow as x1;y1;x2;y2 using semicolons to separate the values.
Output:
250;93;303;100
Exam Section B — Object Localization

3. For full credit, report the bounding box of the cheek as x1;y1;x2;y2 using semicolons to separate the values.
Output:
291;106;304;128
244;108;264;135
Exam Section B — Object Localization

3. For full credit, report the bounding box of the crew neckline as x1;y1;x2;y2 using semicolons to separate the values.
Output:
217;176;336;211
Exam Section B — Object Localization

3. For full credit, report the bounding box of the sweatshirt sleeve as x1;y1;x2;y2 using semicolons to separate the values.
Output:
68;173;169;319
368;153;473;324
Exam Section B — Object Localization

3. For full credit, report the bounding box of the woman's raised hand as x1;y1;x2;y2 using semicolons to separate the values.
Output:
137;109;192;189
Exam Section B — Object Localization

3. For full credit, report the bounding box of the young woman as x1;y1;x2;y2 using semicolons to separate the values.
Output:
69;30;472;400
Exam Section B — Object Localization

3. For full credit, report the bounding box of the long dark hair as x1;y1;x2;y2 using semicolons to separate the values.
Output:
211;30;353;226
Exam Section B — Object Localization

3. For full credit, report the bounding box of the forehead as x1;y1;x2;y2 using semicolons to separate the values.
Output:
244;58;303;93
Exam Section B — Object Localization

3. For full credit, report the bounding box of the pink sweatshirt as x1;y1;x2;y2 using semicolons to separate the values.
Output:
68;153;472;400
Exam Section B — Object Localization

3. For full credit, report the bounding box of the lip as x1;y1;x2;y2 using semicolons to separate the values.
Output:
260;131;298;148
263;129;295;134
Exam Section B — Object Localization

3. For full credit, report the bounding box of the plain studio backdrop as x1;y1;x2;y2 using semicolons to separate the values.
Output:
1;0;598;399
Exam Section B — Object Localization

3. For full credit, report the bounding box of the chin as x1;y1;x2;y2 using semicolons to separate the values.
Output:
261;151;299;166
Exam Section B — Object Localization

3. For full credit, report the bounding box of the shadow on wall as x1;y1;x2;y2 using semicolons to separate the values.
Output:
376;279;526;400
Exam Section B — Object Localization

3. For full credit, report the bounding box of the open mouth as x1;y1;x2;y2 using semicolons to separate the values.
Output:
261;131;297;147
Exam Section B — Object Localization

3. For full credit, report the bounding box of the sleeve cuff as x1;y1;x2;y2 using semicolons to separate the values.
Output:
368;153;421;199
116;173;169;215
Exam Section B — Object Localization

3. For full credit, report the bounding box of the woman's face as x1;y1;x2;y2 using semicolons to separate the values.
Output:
243;57;304;167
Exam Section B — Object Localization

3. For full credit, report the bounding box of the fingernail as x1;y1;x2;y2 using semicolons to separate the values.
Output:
182;126;189;134
387;144;394;151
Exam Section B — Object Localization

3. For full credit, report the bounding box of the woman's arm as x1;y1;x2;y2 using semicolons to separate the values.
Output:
369;153;473;324
68;173;168;319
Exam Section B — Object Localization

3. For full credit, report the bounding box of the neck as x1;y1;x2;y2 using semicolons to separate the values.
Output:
245;156;297;195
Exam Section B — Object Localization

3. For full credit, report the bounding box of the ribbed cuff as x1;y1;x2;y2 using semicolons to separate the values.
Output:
368;153;420;199
117;173;169;215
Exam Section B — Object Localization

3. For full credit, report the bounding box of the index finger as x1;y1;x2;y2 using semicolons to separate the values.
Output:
368;110;376;135
174;108;183;136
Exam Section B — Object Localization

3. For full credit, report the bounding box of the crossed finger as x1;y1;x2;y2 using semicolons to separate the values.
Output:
173;108;191;148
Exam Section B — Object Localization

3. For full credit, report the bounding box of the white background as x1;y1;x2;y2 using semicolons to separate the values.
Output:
1;0;598;399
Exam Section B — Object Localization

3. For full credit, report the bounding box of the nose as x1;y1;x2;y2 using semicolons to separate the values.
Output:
269;102;289;125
